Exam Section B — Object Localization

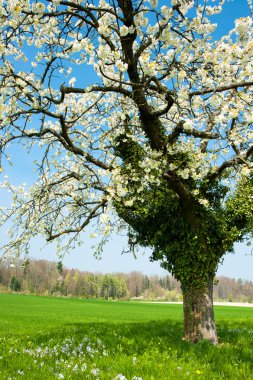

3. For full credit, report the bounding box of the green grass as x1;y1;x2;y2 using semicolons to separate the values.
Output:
0;294;253;379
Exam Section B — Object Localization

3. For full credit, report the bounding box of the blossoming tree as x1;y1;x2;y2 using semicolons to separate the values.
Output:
0;0;253;343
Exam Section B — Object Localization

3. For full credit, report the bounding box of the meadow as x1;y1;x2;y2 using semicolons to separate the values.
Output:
0;294;252;380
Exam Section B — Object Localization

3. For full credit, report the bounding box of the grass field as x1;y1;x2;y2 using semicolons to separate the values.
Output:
0;294;253;379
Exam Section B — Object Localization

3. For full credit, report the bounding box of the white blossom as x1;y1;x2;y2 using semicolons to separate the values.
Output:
0;0;252;262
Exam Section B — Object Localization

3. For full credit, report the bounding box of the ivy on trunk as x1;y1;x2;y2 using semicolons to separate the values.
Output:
115;179;253;344
182;277;217;344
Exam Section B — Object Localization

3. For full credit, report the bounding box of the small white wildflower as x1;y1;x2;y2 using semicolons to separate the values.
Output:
81;363;87;372
58;374;64;379
114;375;127;380
91;368;100;376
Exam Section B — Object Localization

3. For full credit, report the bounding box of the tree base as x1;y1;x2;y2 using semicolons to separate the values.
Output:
182;278;218;344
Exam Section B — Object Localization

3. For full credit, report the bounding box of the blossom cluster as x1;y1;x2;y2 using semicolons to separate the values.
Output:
0;0;252;257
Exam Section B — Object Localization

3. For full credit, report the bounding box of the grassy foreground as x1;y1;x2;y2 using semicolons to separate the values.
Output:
0;294;252;379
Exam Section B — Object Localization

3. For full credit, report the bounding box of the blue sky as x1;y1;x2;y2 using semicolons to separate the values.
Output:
31;237;253;280
0;0;253;280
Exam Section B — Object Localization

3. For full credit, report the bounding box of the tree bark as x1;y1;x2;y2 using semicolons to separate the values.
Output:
182;277;218;344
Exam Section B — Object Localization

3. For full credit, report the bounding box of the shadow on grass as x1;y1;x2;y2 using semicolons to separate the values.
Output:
2;317;253;380
31;316;253;343
32;318;183;348
75;320;253;370
29;317;253;370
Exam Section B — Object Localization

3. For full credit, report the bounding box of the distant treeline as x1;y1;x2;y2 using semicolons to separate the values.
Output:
0;258;252;302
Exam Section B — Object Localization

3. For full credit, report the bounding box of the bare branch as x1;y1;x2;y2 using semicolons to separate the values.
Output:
190;81;253;97
46;199;107;241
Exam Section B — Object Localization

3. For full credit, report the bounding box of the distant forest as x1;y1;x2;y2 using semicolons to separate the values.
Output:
0;259;252;303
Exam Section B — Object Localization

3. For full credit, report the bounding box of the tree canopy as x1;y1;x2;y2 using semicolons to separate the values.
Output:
0;0;253;343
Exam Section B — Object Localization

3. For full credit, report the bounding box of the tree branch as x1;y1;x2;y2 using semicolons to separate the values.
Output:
190;81;253;97
46;199;107;241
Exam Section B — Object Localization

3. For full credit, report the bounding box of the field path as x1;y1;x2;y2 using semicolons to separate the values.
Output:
146;301;253;307
214;301;253;307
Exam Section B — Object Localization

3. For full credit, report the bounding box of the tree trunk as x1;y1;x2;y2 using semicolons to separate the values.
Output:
182;277;218;344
